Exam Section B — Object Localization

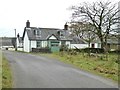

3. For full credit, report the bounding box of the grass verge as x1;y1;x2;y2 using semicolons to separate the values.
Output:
2;54;12;88
37;52;118;82
0;51;2;89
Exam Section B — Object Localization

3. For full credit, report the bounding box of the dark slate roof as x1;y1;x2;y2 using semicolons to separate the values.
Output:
0;37;16;47
92;38;119;44
107;39;119;44
18;37;23;43
24;27;72;41
71;36;87;44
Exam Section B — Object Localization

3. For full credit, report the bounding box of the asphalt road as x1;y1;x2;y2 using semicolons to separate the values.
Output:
3;50;118;88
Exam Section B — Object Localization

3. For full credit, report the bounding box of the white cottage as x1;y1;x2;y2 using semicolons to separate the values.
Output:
22;20;72;52
16;34;23;48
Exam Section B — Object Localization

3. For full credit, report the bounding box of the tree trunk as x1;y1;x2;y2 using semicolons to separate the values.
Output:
100;37;104;49
104;36;109;60
100;36;109;60
88;41;90;48
88;40;91;56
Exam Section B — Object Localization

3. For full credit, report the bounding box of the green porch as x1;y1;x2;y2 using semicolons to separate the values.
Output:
48;40;60;53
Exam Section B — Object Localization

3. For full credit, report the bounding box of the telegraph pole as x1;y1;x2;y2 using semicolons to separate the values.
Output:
14;29;17;51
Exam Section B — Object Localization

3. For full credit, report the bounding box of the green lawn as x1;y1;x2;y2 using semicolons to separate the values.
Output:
37;52;119;82
1;53;12;88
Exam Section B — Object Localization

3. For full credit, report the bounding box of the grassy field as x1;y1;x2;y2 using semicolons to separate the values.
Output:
37;52;119;82
0;51;2;89
2;53;12;88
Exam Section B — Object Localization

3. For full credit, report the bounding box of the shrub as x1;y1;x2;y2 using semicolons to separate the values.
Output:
69;49;78;55
60;45;69;51
109;50;120;54
80;48;104;53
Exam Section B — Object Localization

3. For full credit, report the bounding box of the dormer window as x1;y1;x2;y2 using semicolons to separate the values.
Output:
57;31;60;35
36;30;41;36
33;30;41;37
60;31;64;37
34;30;36;35
61;33;63;36
57;30;64;37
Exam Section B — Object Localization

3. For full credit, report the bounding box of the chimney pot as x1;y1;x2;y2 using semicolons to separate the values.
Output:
17;33;20;37
64;23;68;30
26;20;30;28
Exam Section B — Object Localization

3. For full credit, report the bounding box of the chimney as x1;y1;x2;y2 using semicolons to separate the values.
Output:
64;23;68;30
17;33;20;38
26;20;30;28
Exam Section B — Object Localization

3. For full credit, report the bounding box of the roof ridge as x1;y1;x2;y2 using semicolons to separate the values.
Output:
38;27;62;30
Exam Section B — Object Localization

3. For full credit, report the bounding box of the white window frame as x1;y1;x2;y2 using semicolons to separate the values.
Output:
36;41;41;48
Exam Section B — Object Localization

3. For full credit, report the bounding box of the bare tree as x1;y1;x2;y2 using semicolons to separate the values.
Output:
69;22;96;48
71;1;120;52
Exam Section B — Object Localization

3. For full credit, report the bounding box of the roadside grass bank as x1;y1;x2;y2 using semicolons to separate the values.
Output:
0;51;2;89
2;54;12;88
35;52;119;82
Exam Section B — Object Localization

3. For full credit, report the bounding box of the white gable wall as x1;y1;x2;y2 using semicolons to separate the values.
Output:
16;37;19;47
23;32;30;52
49;35;57;39
17;38;23;48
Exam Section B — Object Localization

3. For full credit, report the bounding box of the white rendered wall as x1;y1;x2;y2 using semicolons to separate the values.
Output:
17;48;23;51
19;43;23;47
71;44;88;49
90;43;101;48
16;37;19;47
59;41;61;46
66;41;71;48
23;32;30;52
31;41;36;48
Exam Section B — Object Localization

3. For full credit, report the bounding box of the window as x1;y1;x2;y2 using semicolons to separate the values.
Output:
33;30;41;37
36;30;41;36
60;31;64;37
37;41;41;48
51;44;58;47
33;30;36;35
57;31;60;35
51;42;59;47
61;41;66;45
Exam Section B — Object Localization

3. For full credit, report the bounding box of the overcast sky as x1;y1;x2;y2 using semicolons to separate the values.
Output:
0;0;119;37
